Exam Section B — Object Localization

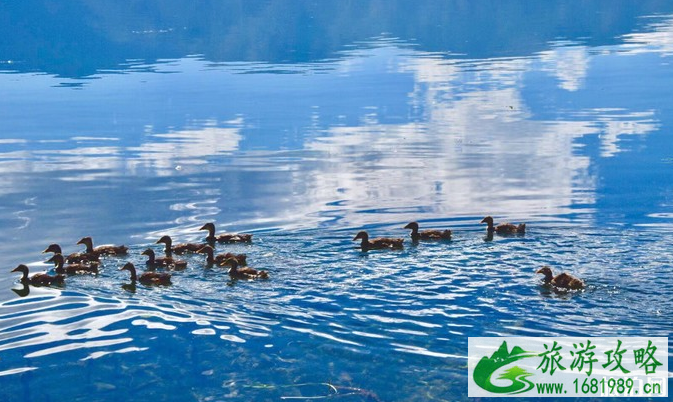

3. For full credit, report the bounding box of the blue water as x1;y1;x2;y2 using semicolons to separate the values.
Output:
1;1;672;401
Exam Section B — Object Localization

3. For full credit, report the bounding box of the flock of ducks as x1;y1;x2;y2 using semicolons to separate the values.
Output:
9;217;585;292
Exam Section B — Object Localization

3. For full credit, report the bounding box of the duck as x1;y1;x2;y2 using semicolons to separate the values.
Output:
536;266;584;290
199;222;253;244
155;235;206;256
43;243;99;264
120;262;171;285
223;257;269;280
141;248;187;270
480;216;526;235
353;231;404;251
77;237;128;256
404;221;452;241
196;245;247;267
47;253;99;275
11;264;65;286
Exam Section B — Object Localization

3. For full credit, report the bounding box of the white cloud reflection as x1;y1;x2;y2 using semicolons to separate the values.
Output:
0;15;670;234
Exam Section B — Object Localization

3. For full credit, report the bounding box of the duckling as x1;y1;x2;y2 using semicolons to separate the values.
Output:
353;231;404;251
120;262;171;286
480;216;526;235
43;243;99;264
223;257;268;280
404;221;452;241
47;253;99;275
536;266;584;290
11;264;65;286
197;245;247;267
199;222;253;244
141;248;187;270
77;237;128;256
156;235;206;256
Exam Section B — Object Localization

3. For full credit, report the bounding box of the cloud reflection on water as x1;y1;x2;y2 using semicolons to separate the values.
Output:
0;16;671;269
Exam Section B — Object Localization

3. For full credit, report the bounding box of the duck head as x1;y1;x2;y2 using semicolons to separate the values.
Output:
141;249;156;258
46;253;65;268
536;266;554;282
119;262;138;281
352;231;369;242
199;223;216;236
77;237;95;253
43;244;62;254
156;236;172;246
197;245;214;255
480;216;494;225
11;264;30;280
222;257;239;270
404;222;420;232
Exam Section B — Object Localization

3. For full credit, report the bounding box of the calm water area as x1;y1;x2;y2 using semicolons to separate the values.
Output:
0;1;672;401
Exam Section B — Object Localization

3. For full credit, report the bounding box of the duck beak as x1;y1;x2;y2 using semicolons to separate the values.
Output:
198;224;208;231
11;266;20;273
480;218;487;223
535;268;544;274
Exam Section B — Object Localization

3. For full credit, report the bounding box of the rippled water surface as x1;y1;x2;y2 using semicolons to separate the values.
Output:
1;1;673;401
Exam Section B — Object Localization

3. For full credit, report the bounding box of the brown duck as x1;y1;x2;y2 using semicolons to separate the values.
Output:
404;221;452;241
199;222;253;243
353;231;404;251
480;216;526;235
77;237;128;256
141;248;187;270
156;235;206;256
223;257;269;280
43;243;99;264
197;245;247;267
120;262;171;285
11;264;65;286
47;253;99;275
536;266;584;290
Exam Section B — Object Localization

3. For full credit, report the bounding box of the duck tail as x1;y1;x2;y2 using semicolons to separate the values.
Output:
517;223;526;234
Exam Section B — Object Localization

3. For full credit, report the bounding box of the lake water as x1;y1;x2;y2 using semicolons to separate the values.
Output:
1;1;672;401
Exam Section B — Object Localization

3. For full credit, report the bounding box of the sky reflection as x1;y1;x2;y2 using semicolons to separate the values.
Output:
0;12;672;282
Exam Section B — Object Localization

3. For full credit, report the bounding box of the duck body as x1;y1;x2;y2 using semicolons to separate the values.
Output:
536;266;584;290
156;235;206;256
43;244;99;264
141;249;187;270
197;245;247;267
11;264;65;286
200;222;253;244
120;262;171;286
404;222;452;241
47;254;99;275
480;216;526;235
353;231;404;251
223;257;268;280
77;237;128;256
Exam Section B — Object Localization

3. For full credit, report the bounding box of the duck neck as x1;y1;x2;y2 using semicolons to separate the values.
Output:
542;271;553;283
20;269;29;282
128;268;138;282
163;242;173;257
228;260;239;273
146;253;156;264
83;240;94;253
204;250;214;265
